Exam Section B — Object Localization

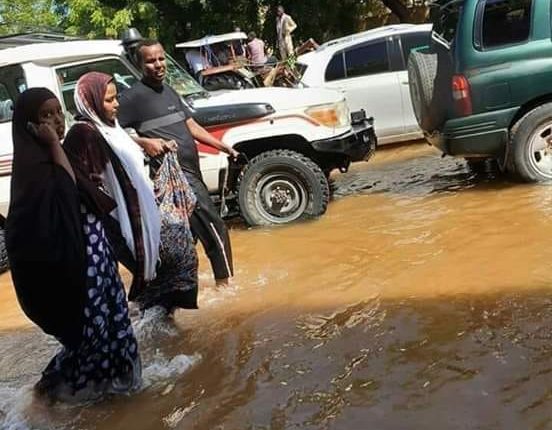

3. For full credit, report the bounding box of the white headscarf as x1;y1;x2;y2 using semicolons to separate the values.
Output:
74;72;160;281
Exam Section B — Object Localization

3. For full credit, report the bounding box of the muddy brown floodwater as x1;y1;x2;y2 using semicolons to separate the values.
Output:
1;142;551;430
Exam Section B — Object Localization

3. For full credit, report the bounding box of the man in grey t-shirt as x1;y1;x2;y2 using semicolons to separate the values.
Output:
118;39;237;289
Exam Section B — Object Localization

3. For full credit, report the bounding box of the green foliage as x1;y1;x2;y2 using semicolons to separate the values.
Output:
262;0;359;48
0;0;60;34
0;0;425;51
156;0;398;50
61;0;158;39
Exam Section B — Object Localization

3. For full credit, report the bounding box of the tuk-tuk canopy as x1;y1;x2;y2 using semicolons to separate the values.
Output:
176;32;248;49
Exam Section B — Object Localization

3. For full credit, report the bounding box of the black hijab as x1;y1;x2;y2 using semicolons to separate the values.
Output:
6;88;87;347
10;88;57;207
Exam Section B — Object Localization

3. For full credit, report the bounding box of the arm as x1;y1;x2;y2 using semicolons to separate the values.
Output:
287;16;297;34
132;135;169;157
36;123;76;183
186;117;239;158
50;140;76;183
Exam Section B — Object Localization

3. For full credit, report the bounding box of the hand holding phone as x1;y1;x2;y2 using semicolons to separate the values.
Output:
27;121;59;146
26;121;39;137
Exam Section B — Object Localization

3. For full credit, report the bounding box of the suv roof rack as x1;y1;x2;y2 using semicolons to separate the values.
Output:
0;32;82;49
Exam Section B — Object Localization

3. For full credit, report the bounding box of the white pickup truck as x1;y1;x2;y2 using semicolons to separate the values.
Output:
0;31;377;272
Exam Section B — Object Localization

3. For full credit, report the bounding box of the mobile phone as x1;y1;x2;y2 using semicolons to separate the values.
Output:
26;121;39;137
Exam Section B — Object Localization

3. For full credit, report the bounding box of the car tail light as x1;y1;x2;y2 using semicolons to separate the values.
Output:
452;74;472;116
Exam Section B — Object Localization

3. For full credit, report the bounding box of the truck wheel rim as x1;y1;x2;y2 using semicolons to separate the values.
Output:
528;124;552;179
255;173;308;223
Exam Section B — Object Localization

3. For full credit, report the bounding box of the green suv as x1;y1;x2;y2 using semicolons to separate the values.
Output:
408;0;552;181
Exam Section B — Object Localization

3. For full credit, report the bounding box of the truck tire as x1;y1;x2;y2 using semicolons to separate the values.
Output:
324;172;337;197
508;103;552;182
238;150;330;226
408;46;452;132
0;227;9;274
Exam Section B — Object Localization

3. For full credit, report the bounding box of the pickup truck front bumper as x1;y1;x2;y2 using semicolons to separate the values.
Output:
311;116;377;163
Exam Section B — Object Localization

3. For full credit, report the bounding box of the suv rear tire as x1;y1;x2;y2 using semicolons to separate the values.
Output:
508;103;552;182
408;42;453;133
408;51;437;131
238;150;330;226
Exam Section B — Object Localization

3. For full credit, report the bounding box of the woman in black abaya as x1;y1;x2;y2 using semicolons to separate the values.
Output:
6;88;141;402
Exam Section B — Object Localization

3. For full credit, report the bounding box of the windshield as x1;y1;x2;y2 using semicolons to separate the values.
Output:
164;54;206;97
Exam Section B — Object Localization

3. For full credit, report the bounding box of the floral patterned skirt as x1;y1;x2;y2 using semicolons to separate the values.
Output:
134;153;199;312
36;207;141;402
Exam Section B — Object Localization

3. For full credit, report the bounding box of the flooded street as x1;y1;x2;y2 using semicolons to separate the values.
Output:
1;142;551;429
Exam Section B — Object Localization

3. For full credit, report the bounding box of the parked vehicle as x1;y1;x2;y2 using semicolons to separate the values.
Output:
175;31;311;89
408;0;552;181
0;31;377;273
175;31;257;91
298;24;431;145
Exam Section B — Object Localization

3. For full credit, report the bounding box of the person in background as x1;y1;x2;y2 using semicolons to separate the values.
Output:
185;49;207;78
212;42;230;65
7;87;141;402
276;5;297;60
118;39;237;289
246;31;267;67
232;26;245;57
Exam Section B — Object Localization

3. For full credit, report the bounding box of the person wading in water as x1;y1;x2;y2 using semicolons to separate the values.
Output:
118;39;237;289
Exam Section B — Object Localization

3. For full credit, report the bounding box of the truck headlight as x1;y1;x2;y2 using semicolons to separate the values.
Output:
305;100;350;128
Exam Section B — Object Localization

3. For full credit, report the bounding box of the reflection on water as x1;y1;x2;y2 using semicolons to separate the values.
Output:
1;143;551;429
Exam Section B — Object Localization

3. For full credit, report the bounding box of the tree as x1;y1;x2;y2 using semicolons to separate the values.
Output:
56;0;158;39
257;0;388;49
379;0;429;23
0;0;60;35
1;0;428;50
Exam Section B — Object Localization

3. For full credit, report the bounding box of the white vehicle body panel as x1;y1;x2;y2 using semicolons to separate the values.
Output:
0;39;351;217
298;24;432;144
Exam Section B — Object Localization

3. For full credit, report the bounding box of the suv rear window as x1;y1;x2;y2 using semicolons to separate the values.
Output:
480;0;532;48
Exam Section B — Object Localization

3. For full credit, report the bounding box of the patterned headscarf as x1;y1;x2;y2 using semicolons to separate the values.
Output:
75;72;114;125
74;72;161;282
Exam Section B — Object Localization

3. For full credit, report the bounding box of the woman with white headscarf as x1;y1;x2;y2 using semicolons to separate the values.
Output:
64;71;198;314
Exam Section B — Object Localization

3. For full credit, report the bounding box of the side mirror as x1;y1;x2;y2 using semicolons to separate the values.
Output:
121;27;143;48
121;28;144;68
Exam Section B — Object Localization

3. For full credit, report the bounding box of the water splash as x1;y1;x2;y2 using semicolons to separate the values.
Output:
198;283;239;306
132;306;179;341
142;350;200;389
0;385;33;430
0;384;83;430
